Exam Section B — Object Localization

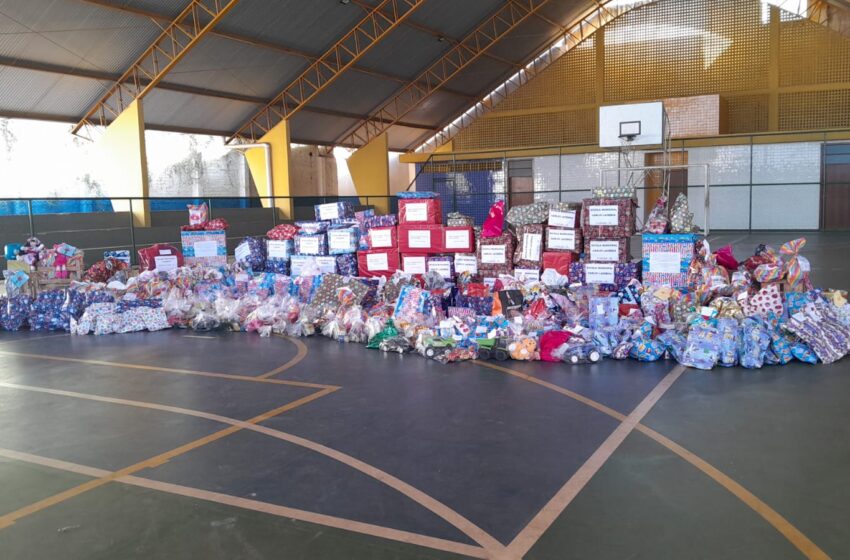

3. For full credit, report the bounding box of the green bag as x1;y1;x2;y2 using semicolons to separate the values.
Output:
366;319;399;349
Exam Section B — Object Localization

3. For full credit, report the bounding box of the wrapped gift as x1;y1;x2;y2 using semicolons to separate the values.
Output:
569;261;640;291
681;324;721;370
477;232;514;276
37;247;84;281
327;227;360;255
138;244;183;272
234;236;267;272
589;296;619;330
398;197;442;225
453;253;478;276
670;193;694;233
586;238;630;263
641;233;698;288
398;224;442;254
265;239;293;274
547;202;581;228
104;250;131;265
401;254;428;275
542;251;576;276
364;214;398;229
546;227;583;253
367;226;398;249
506;201;548;226
294;233;328;256
427;256;454;279
446;212;475;227
181;230;227;266
336;253;358;276
314;201;354;221
581;198;637;238
267;223;300;240
357;249;400;278
514;224;544;269
442;226;474;253
290;255;337;276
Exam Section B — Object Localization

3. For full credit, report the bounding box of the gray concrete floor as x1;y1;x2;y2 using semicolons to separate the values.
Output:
0;232;848;559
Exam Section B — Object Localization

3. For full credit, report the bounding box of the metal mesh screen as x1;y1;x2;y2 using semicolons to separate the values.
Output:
415;159;506;225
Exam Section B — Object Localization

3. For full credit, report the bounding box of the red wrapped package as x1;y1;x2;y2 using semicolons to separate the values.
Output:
540;330;572;362
581;198;637;238
137;244;183;271
357;249;399;278
367;226;398;249
463;282;490;297
205;218;229;230
714;244;739;272
542;251;576;276
482;200;505;238
398;224;442;255
267;223;299;240
442;226;474;253
398;198;442;225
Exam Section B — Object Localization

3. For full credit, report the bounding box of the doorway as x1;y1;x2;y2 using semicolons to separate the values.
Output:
644;151;688;219
822;144;850;230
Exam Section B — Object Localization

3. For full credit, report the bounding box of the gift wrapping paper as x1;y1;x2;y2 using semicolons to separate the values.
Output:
357;249;400;278
366;226;398;250
506;202;549;226
641;233;698;288
547;202;581;229
327;226;360;255
314;201;354;221
137;244;183;271
514;224;544;269
181;230;227;267
427;256;454;279
545;226;583;253
477;232;515;277
585;237;630;263
398;224;442;255
398;198;442;225
441;226;474;253
542;251;576;276
581;198;637;238
294;233;328;256
569;261;640;292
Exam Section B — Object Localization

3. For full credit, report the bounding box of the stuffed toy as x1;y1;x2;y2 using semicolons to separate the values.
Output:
508;336;538;361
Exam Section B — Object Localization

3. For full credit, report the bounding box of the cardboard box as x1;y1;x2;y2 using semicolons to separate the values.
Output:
442;226;474;253
181;230;227;266
586;237;631;263
569;261;640;291
398;197;442;225
581;198;637;238
398;224;442;255
641;233;698;288
357;249;400;278
367;226;398;249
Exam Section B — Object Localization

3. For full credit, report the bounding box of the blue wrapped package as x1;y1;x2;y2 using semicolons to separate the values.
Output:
235;236;267;272
658;330;687;362
296;221;330;234
589;296;619;330
768;327;793;365
29;289;68;331
791;341;818;364
681;324;720;370
364;214;398;229
294;233;328;256
629;337;666;361
716;317;740;367
315;201;353;221
3;294;33;331
327;227;360;255
336;253;358;276
396;191;439;199
265;239;293;274
740;317;771;369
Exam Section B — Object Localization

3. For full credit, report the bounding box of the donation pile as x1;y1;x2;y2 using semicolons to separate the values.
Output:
2;195;849;370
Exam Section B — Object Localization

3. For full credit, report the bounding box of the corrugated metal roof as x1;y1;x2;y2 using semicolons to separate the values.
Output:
0;0;605;148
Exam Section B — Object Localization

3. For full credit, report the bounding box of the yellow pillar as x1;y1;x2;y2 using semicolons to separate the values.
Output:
96;100;150;227
347;132;390;214
244;120;294;220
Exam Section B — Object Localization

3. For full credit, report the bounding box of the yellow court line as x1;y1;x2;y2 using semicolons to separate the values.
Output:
0;381;506;557
257;335;309;379
472;360;831;560
0;350;334;390
0;448;488;559
0;385;337;530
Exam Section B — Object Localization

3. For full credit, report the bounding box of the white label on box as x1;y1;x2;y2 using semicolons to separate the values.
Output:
366;252;389;271
328;230;351;251
158;249;173;255
193;240;218;258
408;229;432;249
548;210;576;228
649;251;681;274
153;255;178;272
403;255;426;274
483;277;497;289
585;263;616;284
315;256;337;274
369;228;393;248
589;240;620;262
521;233;542;262
290;256;307;276
267;240;291;260
234;242;251;262
588;205;619;226
481;244;506;264
515;268;540;282
404;202;428;222
317;203;339;221
299;236;321;254
548;228;576;251
454;254;478;274
444;229;470;250
428;259;453;278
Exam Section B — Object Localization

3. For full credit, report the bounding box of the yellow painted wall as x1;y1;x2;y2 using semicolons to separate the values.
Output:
96;99;149;226
347;132;390;214
245;119;294;219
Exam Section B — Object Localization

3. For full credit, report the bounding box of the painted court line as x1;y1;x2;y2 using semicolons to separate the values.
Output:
474;360;831;560
258;335;309;379
0;448;487;559
0;350;334;390
0;333;69;346
0;382;507;557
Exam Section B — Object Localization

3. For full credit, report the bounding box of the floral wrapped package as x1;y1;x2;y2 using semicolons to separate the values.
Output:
581;198;637;238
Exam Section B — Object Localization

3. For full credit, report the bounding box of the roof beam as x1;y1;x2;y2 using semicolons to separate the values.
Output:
333;0;552;149
79;0;475;101
227;0;427;144
72;0;241;135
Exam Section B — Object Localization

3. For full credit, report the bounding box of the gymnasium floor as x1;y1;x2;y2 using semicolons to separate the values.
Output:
0;232;848;560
